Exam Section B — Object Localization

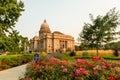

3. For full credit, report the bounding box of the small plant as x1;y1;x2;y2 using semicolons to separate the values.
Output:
82;51;89;57
49;53;64;59
69;51;76;56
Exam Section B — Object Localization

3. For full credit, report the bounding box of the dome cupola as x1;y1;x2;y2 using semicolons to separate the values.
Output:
39;20;51;34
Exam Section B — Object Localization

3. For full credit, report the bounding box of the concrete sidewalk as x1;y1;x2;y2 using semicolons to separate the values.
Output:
0;64;28;80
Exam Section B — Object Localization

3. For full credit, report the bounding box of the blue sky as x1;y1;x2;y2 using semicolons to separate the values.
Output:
15;0;120;42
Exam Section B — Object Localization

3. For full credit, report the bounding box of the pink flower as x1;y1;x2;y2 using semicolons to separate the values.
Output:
41;66;45;69
61;65;64;69
36;78;40;80
73;68;88;76
62;68;68;73
93;71;98;75
45;65;48;69
50;57;60;65
76;59;88;65
102;65;107;69
25;78;32;80
93;65;101;70
61;61;67;65
39;69;42;73
107;63;113;68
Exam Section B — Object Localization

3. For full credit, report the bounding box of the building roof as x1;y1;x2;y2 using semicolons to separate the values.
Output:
53;31;63;34
39;20;51;34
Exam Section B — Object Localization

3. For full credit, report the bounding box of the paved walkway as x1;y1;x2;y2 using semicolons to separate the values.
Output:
0;64;28;80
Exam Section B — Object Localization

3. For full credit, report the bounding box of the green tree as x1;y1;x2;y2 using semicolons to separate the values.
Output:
79;42;96;50
0;0;24;52
20;36;29;53
105;41;120;49
79;8;120;56
105;41;120;57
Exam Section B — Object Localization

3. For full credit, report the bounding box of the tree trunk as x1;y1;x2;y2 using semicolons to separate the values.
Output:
96;43;99;56
96;48;99;56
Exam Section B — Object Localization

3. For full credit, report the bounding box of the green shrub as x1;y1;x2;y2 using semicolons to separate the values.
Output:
69;51;76;56
0;54;33;71
39;54;48;61
82;51;90;57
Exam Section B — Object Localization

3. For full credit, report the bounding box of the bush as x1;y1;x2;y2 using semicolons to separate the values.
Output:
69;51;76;56
82;51;89;57
0;54;33;71
20;56;120;80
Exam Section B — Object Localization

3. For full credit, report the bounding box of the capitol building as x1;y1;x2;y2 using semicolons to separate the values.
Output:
30;20;74;53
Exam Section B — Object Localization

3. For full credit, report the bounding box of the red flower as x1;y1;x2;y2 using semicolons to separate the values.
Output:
117;78;120;80
33;62;42;68
1;62;6;65
88;62;93;67
118;61;120;66
36;62;42;65
110;76;115;80
92;56;100;61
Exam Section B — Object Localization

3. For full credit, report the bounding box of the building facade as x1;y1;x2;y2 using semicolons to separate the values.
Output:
30;20;74;53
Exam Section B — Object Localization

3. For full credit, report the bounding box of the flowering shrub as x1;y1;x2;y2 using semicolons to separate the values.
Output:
20;56;120;80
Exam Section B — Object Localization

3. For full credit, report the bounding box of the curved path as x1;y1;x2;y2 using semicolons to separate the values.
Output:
0;64;28;80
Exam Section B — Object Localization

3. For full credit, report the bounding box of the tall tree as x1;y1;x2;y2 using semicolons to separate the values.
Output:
0;0;24;52
8;29;21;52
79;8;120;56
105;41;120;57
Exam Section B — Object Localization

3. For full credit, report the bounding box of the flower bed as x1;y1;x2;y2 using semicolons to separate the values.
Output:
20;56;120;80
0;54;33;71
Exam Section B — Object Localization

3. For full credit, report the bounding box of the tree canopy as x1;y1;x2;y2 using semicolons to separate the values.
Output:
79;8;120;56
0;0;29;53
0;0;24;34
